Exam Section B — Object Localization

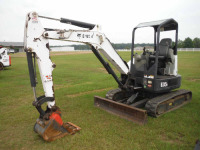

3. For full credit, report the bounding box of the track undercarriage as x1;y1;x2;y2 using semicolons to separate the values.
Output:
94;88;192;124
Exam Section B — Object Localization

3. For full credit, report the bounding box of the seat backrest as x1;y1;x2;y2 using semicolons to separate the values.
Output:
159;38;172;57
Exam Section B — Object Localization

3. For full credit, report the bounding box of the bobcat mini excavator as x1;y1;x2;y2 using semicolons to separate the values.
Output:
24;12;192;141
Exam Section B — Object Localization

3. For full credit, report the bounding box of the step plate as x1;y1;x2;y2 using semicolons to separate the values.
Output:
94;96;148;125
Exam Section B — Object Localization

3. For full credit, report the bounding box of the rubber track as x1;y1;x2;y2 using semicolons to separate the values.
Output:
145;89;192;117
106;88;122;100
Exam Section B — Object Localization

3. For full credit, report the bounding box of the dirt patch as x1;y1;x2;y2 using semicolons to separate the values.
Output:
54;82;93;90
160;133;183;144
98;67;118;74
50;51;92;56
67;87;112;98
98;68;107;73
187;78;200;82
54;84;72;90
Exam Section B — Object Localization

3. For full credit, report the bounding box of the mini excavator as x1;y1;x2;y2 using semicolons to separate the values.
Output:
24;12;192;141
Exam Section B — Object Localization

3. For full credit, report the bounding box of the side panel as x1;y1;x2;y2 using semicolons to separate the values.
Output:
173;55;178;75
143;76;181;93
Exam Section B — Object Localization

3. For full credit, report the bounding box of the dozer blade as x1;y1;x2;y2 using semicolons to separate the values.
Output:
94;96;148;125
34;111;81;142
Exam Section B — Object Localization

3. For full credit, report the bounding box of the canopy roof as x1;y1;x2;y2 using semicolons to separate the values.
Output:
135;18;178;31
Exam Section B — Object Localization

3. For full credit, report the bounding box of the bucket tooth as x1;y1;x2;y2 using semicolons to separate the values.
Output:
64;122;81;135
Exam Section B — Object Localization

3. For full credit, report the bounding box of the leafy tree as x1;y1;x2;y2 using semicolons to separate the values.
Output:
53;38;200;50
193;37;200;48
172;41;175;48
177;39;184;48
183;37;193;48
70;43;154;50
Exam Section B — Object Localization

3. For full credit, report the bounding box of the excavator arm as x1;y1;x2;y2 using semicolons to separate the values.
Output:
24;12;129;141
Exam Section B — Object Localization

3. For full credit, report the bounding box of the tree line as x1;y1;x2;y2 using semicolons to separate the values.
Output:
71;43;154;50
178;37;200;48
61;37;200;50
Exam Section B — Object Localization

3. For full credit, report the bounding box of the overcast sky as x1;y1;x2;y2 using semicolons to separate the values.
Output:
0;0;200;45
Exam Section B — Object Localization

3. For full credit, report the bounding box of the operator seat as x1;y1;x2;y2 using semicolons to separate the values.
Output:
149;38;175;75
133;38;175;77
159;38;175;64
158;38;175;75
159;38;172;57
149;38;172;60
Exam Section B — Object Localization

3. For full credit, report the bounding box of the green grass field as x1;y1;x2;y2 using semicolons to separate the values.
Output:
0;51;199;150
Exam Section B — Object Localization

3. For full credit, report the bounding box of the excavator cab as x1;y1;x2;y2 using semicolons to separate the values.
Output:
130;19;181;93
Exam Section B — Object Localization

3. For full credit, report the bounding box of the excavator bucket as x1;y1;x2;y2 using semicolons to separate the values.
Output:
94;96;148;124
34;109;81;142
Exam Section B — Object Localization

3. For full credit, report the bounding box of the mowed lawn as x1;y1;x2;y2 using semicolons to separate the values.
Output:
0;51;199;150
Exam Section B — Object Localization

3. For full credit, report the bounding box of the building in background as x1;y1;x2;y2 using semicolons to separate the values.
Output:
0;42;24;52
0;42;75;52
50;46;74;52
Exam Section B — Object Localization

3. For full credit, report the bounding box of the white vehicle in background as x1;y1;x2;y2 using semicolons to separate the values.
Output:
9;49;15;54
0;46;11;70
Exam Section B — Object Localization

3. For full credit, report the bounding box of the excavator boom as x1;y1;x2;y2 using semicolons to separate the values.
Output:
24;12;135;141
